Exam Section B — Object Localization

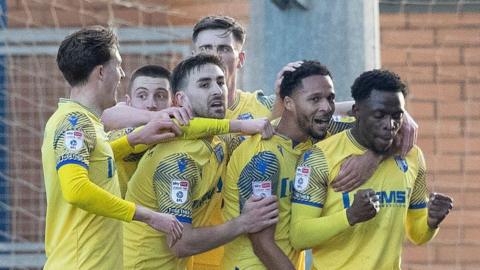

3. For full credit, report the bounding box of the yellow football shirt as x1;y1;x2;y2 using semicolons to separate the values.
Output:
123;137;227;270
226;89;274;120
42;99;124;269
222;134;312;270
291;130;437;270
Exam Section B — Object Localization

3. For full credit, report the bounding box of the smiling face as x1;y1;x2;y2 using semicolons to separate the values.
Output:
289;75;335;140
179;63;227;119
127;76;171;111
353;89;405;153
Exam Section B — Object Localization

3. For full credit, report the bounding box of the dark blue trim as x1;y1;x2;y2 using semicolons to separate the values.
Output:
176;216;192;224
107;156;113;178
409;202;427;209
291;199;323;208
56;159;89;170
0;0;7;243
342;192;350;209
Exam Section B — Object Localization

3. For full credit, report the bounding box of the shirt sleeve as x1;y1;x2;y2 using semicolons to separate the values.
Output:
237;149;280;210
152;153;200;224
405;148;438;244
54;112;96;170
57;163;136;222
255;91;275;111
290;147;351;250
327;116;356;135
179;118;230;139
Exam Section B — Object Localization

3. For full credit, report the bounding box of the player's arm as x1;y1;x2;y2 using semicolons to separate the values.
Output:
290;148;379;250
55;114;182;240
179;118;274;140
152;154;278;256
101;103;192;131
405;149;452;245
234;150;294;269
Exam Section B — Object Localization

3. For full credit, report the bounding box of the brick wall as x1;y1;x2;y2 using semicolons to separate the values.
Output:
3;0;479;268
381;12;480;269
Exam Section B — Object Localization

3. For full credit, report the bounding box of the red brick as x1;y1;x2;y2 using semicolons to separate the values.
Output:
402;244;435;263
429;155;462;172
464;48;480;64
437;65;480;83
381;48;408;65
438;101;480;118
382;30;435;46
409;83;462;101
465;83;480;100
429;173;480;191
417;137;436;154
438;138;480;154
435;227;462;243
465;119;480;136
437;29;480;46
387;66;435;83
407;100;436;119
464;155;480;172
408;13;480;28
408;48;461;65
463;227;480;242
380;13;407;28
416;119;462;137
437;244;480;263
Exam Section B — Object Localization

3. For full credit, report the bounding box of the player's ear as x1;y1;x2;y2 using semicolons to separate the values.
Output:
125;94;132;106
237;51;245;69
173;91;186;107
92;65;103;81
351;103;359;118
283;96;295;112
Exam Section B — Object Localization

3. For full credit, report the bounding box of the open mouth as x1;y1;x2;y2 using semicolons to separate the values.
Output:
209;99;225;109
313;118;330;126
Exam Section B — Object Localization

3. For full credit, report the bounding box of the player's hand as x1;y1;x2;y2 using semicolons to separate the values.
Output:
346;189;379;226
332;151;383;192
128;119;182;146
397;111;418;158
154;106;193;126
149;212;184;248
427;192;453;229
240;118;274;139
240;195;279;233
133;206;183;247
274;61;303;96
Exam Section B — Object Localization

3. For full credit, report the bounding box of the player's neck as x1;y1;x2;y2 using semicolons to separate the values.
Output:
277;113;308;143
227;79;237;107
70;85;103;117
350;127;370;150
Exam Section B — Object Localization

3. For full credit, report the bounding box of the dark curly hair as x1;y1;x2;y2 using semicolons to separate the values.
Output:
279;60;332;98
351;69;407;102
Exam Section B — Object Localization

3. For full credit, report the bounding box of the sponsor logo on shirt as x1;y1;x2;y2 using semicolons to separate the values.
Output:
171;180;189;204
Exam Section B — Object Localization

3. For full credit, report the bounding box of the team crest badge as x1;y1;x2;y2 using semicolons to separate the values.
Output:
252;181;272;197
294;166;311;192
64;130;84;152
171;180;189;204
237;113;253;120
68;115;78;127
394;156;408;173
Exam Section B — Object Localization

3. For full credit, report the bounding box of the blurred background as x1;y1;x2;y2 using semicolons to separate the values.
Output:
0;0;478;269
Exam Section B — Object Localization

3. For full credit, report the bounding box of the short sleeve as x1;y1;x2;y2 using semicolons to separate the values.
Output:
292;147;329;208
152;153;200;223
54;112;96;170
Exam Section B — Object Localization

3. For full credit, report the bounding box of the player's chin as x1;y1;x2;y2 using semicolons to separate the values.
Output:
310;127;328;140
209;108;226;119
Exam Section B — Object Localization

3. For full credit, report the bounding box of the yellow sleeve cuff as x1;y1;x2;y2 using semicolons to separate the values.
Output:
57;163;136;222
406;209;438;245
109;135;135;160
178;118;230;139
